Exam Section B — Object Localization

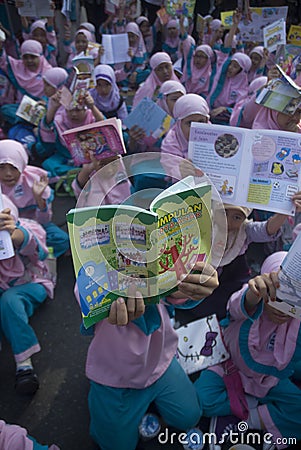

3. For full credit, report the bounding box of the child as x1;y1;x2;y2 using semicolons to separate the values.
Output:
0;419;59;449
64;28;99;69
89;64;128;120
247;45;268;83
162;19;181;64
0;194;54;395
0;139;69;258
0;39;52;124
78;260;219;450
42;91;104;178
156;79;186;116
181;43;215;96
132;52;179;108
206;52;252;124
194;251;301;447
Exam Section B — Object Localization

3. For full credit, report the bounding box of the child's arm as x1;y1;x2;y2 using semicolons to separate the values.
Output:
224;9;241;49
32;175;52;223
84;92;105;121
245;271;279;315
0;208;23;248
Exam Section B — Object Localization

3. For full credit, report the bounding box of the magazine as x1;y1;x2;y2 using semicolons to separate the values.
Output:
287;25;301;46
100;34;131;65
263;18;286;53
67;176;212;327
255;64;301;115
268;231;301;320
176;315;230;375
0;187;15;260
123;97;175;146
188;122;301;216
61;118;127;165
16;95;46;126
18;0;54;18
275;44;301;78
221;6;288;42
165;0;196;18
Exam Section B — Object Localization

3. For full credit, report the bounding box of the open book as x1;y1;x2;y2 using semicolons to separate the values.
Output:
269;231;301;320
67;176;212;328
18;0;54;18
255;65;301;115
188;122;301;216
100;34;131;65
61;118;127;165
123;97;175;146
16;95;46;126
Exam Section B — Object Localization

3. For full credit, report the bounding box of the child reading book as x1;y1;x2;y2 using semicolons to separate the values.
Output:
194;251;301;447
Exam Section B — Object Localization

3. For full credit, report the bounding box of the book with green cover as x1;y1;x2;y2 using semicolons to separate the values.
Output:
67;176;212;328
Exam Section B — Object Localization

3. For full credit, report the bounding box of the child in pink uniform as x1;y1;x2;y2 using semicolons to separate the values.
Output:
194;251;301;448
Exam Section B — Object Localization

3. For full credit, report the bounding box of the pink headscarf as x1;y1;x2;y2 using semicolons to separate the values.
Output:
80;22;96;41
125;22;147;57
164;19;180;48
161;94;210;180
157;80;186;116
0;139;28;173
210;19;222;31
7;40;52;99
261;251;287;275
43;67;68;88
182;44;214;96
230;76;268;128
75;28;93;42
54;107;95;145
30;19;47;34
248;45;265;83
90;64;121;113
133;52;178;108
207;52;251;110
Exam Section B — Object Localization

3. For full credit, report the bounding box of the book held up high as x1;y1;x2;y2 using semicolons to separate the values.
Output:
61;117;127;165
67;176;212;328
16;95;46;126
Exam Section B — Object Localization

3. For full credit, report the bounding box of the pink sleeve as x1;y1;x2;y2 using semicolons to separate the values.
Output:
227;283;250;320
0;419;60;450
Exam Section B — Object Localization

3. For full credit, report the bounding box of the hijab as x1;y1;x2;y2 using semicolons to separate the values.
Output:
164;19;180;49
156;80;186;115
7;40;52;99
43;67;68;89
125;22;147;61
90;64;121;113
182;44;214;96
248;46;265;83
133;52;178;108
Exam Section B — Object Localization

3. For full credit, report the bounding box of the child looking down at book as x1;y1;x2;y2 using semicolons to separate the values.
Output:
0;139;69;258
0;194;54;395
194;251;301;448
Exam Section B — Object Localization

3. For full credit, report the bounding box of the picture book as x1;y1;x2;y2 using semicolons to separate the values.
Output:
61;117;127;165
0;187;15;260
221;6;288;42
123;97;175;146
176;315;230;374
100;33;131;65
156;7;171;26
275;44;301;78
18;0;54;18
165;0;196;18
255;64;301;115
71;54;94;78
268;231;301;320
59;66;93;109
16;95;46;126
67;176;212;328
196;14;212;34
188;122;301;216
263;18;286;53
287;25;301;46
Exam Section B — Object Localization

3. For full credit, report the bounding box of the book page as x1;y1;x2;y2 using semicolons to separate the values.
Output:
263;18;286;53
101;34;131;65
16;95;46;126
276;231;301;306
18;0;53;18
188;123;301;215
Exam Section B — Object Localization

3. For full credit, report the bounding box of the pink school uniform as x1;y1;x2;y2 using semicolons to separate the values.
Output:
65;29;98;69
252;106;301;132
0;419;59;450
22;19;58;67
181;43;214;96
156;79;186;115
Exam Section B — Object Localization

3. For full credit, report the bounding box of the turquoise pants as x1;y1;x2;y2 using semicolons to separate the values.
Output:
88;357;201;450
195;368;301;441
0;283;47;362
43;222;70;258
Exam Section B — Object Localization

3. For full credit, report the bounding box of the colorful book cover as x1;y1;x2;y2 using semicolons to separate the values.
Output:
263;18;286;53
16;95;46;126
165;0;196;18
275;44;301;78
67;177;212;327
123;98;175;146
62;118;127;165
287;25;301;46
156;7;171;25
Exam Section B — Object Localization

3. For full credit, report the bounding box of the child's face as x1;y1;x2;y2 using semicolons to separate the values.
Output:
180;113;208;141
43;79;56;98
250;52;262;69
154;63;173;83
32;27;47;47
128;32;139;47
225;209;245;231
75;32;88;54
22;54;40;72
194;50;208;69
227;60;242;78
166;91;184;116
167;26;178;39
67;107;87;123
139;21;150;37
96;79;112;97
0;163;21;187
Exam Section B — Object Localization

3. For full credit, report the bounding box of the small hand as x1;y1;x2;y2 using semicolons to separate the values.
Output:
84;92;95;109
0;208;16;236
177;262;219;301
128;125;146;143
33;175;48;199
248;272;279;304
108;289;145;325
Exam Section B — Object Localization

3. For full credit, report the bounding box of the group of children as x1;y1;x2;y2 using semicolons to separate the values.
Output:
0;2;301;450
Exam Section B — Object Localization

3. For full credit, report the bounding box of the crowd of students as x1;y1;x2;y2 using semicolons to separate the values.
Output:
0;1;301;449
